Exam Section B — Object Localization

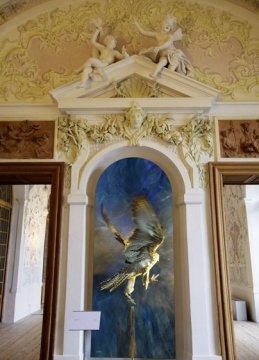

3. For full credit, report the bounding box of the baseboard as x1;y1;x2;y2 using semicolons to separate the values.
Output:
54;353;222;360
54;355;84;360
192;356;222;360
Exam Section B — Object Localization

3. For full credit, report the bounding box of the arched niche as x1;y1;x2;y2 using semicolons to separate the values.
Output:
63;140;213;360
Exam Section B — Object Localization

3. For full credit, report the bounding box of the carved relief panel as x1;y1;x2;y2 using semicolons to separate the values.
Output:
222;184;249;286
218;119;259;158
0;120;55;159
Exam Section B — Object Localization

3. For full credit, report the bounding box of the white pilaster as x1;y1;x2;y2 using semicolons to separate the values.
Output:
62;194;88;358
178;190;213;357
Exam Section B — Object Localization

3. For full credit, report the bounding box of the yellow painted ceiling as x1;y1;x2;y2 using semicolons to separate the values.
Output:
0;0;259;103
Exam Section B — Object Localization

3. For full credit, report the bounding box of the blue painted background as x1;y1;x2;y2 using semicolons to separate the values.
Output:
91;157;175;358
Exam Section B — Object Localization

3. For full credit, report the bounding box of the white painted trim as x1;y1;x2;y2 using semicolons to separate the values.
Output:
54;355;84;360
75;140;192;194
0;104;58;119
210;102;259;117
192;356;222;360
1;101;259;119
57;97;215;115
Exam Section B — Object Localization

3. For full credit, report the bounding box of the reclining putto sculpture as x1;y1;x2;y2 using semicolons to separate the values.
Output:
134;15;194;78
76;18;128;88
76;15;193;87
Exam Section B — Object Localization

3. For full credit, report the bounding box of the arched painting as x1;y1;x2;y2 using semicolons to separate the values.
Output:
91;157;175;358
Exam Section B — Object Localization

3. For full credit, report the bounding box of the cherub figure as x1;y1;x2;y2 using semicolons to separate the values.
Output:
134;16;193;78
77;19;128;88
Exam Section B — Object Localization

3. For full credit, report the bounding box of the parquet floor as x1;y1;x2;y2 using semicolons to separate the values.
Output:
234;320;259;360
0;313;42;360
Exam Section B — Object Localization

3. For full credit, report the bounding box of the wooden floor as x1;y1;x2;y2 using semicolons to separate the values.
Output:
0;312;42;360
0;316;258;359
234;320;259;360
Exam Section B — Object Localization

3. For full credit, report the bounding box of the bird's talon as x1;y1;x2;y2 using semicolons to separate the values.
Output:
151;274;159;282
125;293;136;306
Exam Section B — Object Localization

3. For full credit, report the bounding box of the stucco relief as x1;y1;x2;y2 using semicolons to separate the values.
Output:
1;0;259;27
227;0;259;13
0;0;259;102
0;0;46;25
222;185;249;286
113;77;161;98
0;120;55;158
58;104;213;186
23;184;51;285
219;119;259;158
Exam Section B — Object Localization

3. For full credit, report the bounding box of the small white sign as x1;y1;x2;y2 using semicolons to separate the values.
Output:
69;311;101;331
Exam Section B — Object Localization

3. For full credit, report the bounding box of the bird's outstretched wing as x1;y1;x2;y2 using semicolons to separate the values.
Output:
124;197;164;263
101;204;125;246
132;196;164;242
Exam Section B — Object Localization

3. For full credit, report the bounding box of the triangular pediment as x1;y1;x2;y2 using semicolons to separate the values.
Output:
50;55;219;115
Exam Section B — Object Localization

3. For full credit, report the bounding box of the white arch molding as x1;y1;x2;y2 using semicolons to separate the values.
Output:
59;140;219;360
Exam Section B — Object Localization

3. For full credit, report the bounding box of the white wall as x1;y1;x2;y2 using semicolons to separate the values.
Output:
2;184;50;323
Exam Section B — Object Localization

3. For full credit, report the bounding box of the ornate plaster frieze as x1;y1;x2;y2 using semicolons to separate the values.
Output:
0;0;46;25
227;0;259;13
58;103;213;186
0;0;259;102
58;116;88;164
1;0;259;28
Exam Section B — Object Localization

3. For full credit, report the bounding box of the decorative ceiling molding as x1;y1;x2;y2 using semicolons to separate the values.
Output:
1;0;259;26
0;0;259;103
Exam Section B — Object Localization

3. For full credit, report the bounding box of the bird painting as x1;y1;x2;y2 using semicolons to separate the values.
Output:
99;196;165;305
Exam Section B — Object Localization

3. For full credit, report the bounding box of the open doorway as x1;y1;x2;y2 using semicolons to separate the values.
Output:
0;163;64;360
209;162;259;360
0;184;51;359
222;183;259;360
0;185;12;320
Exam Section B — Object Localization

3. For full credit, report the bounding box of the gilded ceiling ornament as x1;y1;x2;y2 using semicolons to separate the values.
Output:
0;0;46;25
0;0;259;101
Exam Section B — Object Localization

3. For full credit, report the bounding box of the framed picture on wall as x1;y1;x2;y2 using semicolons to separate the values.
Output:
216;118;259;160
